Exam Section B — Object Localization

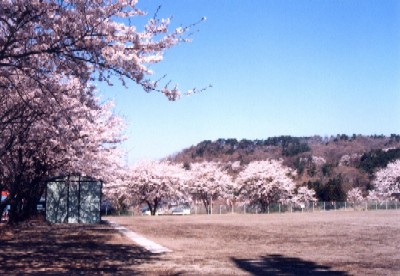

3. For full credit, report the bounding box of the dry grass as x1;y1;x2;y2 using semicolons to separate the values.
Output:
1;211;399;275
109;210;400;275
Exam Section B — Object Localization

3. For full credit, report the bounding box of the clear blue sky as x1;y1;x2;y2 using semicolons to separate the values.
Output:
100;0;400;163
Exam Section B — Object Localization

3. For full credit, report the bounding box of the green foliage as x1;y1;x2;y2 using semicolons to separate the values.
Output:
358;148;400;174
306;181;321;190
335;134;349;141
307;164;316;177
322;177;347;202
306;177;346;202
282;142;311;157
321;164;333;177
390;134;400;143
294;158;305;175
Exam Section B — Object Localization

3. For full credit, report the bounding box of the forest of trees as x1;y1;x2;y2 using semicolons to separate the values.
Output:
169;135;400;202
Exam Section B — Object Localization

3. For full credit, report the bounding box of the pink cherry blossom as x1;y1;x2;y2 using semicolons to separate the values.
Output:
237;160;301;212
368;160;400;201
186;162;235;214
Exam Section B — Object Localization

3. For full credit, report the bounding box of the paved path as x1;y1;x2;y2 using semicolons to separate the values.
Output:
106;220;172;254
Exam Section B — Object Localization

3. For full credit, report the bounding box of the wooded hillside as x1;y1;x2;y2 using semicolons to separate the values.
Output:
168;134;400;200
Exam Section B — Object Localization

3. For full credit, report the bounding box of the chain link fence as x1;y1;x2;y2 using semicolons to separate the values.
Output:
102;200;400;217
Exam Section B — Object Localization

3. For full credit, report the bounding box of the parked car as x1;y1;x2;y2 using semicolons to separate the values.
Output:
141;207;168;216
171;206;191;215
140;207;152;215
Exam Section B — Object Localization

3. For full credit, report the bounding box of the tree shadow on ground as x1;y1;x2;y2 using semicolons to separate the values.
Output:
0;221;172;275
231;254;349;276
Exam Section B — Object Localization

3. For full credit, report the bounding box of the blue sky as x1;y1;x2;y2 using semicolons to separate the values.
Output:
101;0;400;163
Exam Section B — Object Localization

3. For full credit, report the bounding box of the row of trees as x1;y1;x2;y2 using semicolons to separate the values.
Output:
0;0;202;223
105;158;400;215
104;160;317;215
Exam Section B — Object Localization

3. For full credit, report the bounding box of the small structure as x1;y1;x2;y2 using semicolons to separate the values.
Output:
46;175;102;223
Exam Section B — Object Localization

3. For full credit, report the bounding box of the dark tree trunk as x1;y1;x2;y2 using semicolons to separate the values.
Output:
201;193;211;214
8;194;23;224
21;180;46;220
259;199;269;213
21;195;38;220
146;198;160;216
7;179;45;224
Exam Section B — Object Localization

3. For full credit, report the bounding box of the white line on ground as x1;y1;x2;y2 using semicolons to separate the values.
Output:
106;220;172;254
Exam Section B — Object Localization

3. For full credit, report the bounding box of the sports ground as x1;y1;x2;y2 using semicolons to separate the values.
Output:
1;210;399;275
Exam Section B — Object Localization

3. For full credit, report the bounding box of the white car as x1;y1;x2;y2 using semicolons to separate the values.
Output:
170;206;191;215
141;207;168;216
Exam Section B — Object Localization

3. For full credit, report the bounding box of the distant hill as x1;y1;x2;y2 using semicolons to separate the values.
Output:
168;134;400;199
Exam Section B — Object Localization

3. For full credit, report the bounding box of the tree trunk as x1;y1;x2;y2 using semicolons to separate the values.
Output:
147;198;159;216
259;199;269;213
21;195;38;220
8;194;23;224
7;179;45;224
201;194;210;214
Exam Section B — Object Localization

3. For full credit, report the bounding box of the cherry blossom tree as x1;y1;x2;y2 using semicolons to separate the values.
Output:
368;160;400;201
0;82;126;222
127;160;188;215
293;186;317;206
0;0;206;101
236;160;297;212
186;162;235;214
0;0;207;222
102;165;131;215
347;187;364;203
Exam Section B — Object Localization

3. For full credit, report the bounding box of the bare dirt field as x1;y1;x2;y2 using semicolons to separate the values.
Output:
1;211;399;275
109;210;400;275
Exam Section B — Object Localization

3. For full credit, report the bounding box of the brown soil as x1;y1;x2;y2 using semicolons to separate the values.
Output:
1;211;399;275
0;219;165;275
109;210;400;275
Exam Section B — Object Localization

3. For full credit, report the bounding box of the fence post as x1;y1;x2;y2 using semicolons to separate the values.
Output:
279;204;281;213
386;201;388;210
365;202;368;211
345;202;346;211
232;204;234;214
375;201;378;210
220;205;222;215
312;203;314;212
323;202;326;211
244;204;246;214
268;206;269;214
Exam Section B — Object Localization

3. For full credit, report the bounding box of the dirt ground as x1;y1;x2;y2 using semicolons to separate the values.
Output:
0;219;166;275
109;210;400;275
1;211;399;275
